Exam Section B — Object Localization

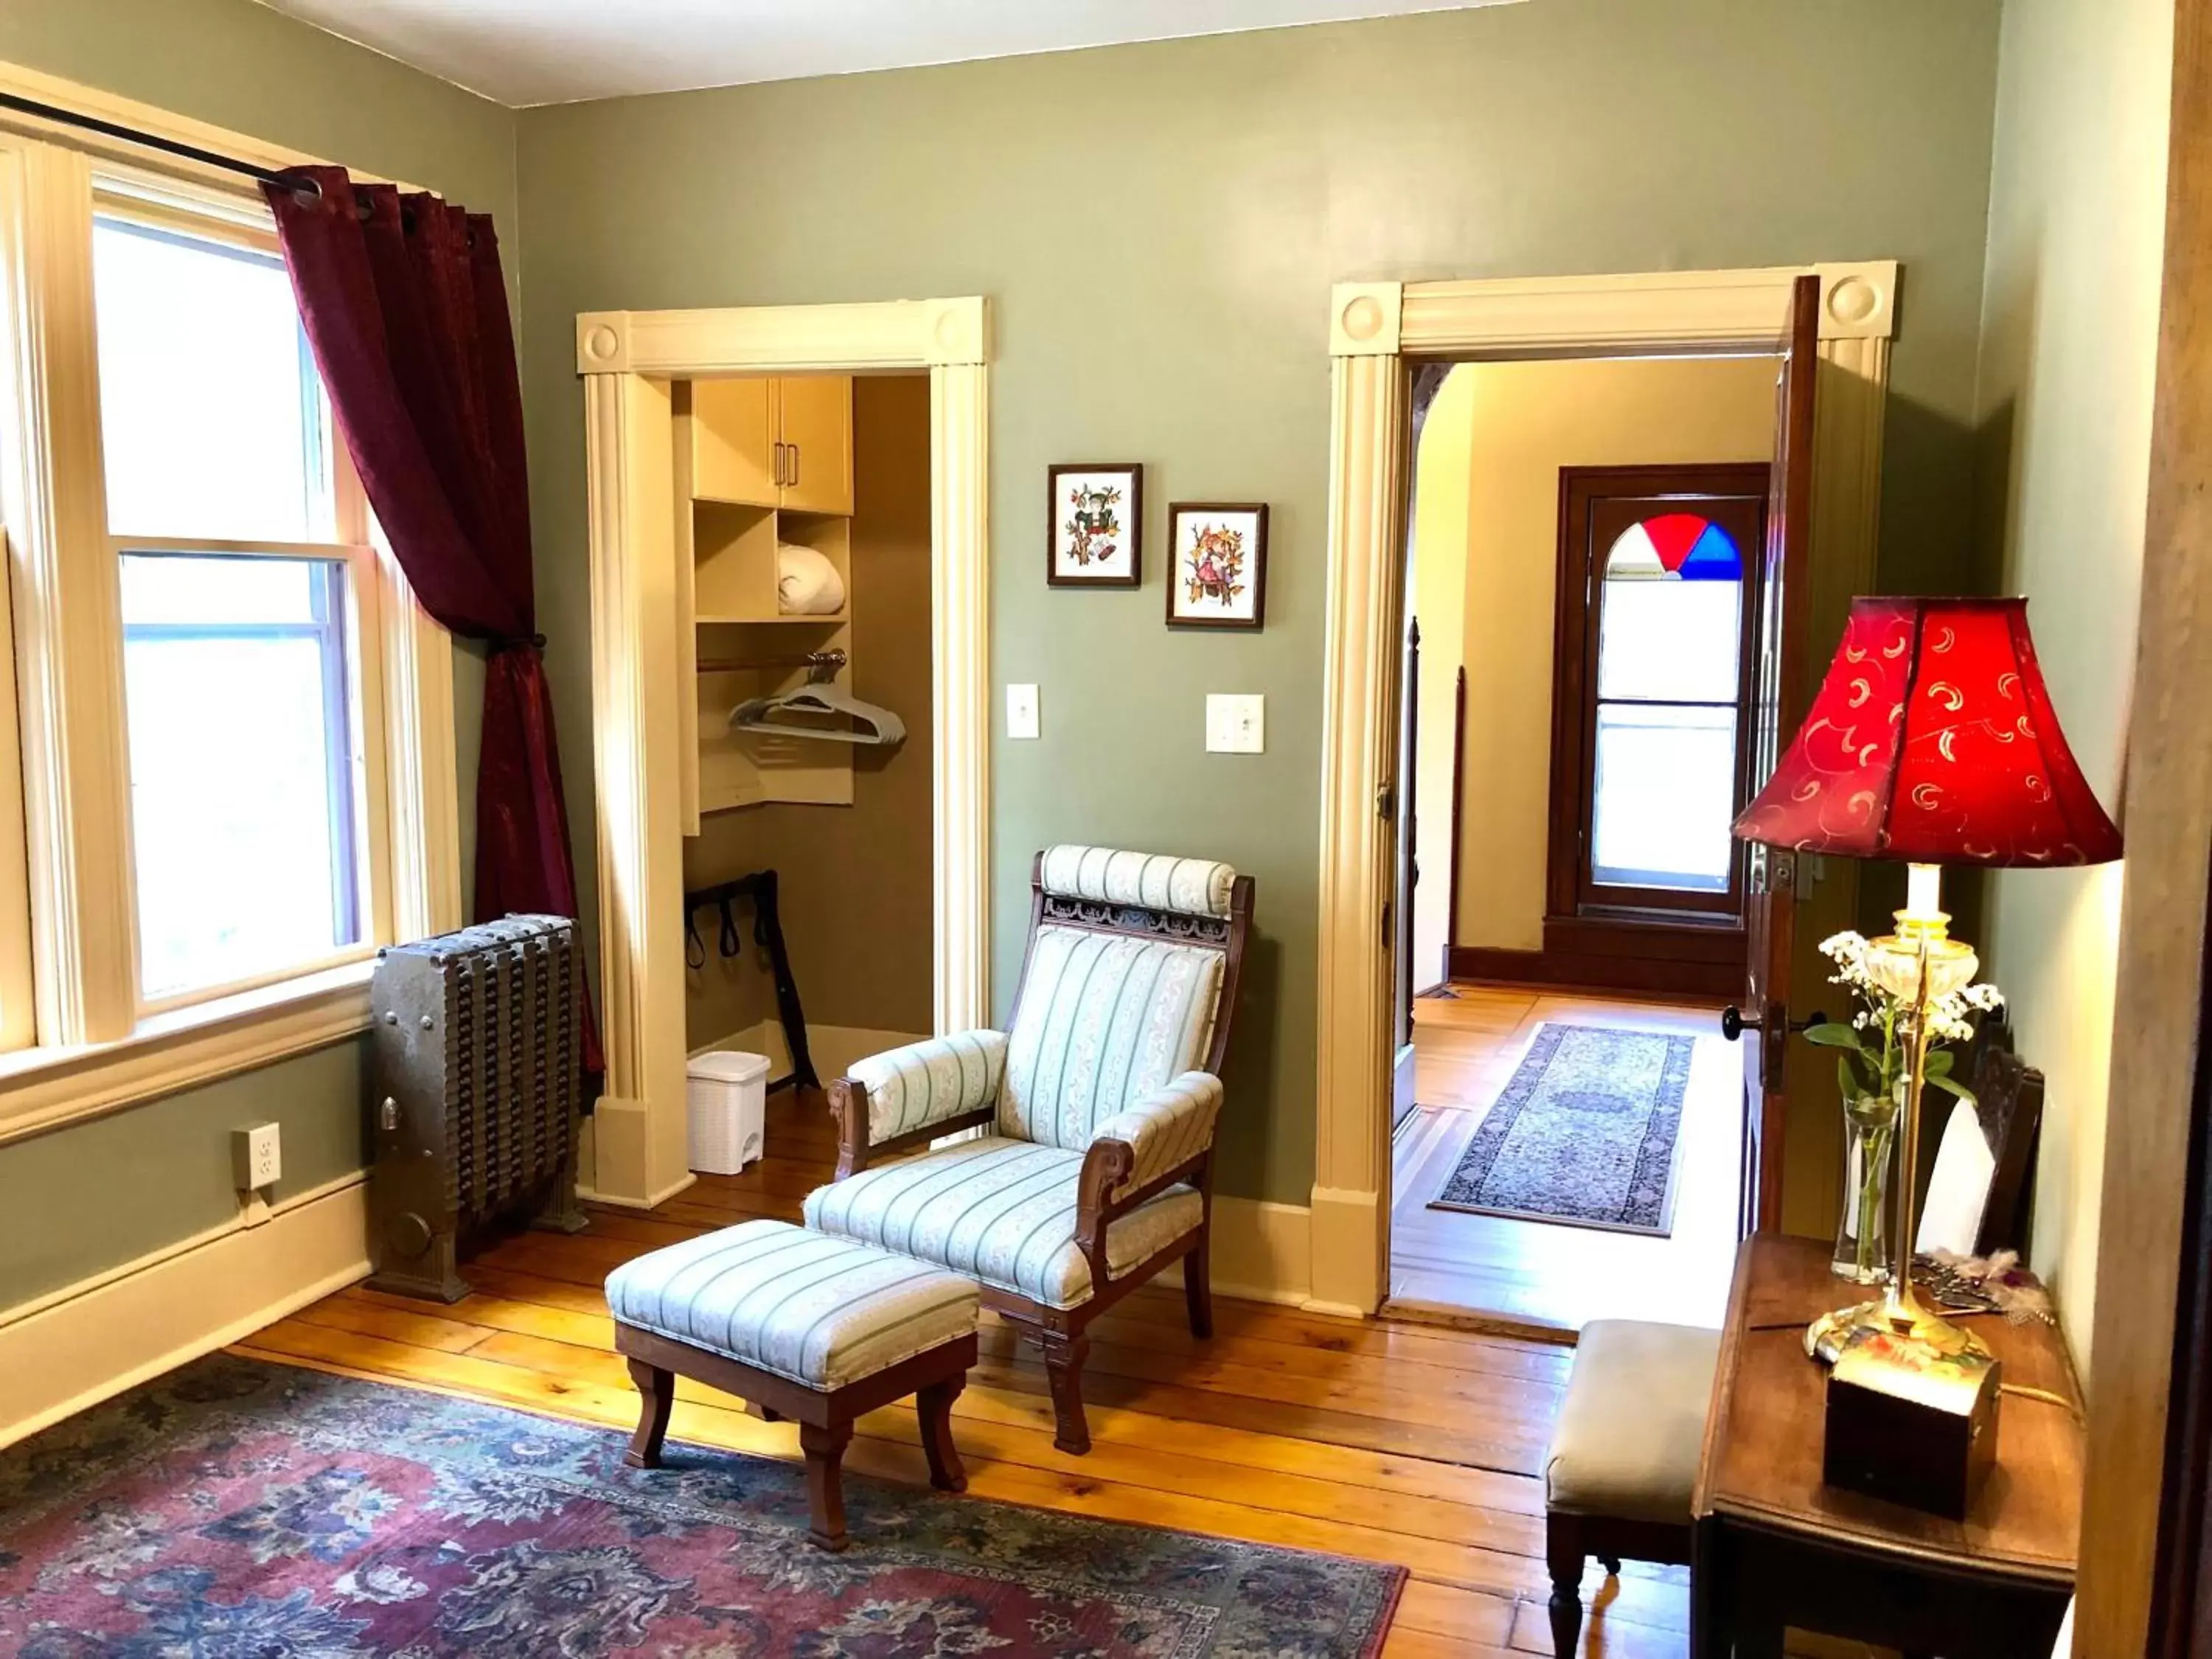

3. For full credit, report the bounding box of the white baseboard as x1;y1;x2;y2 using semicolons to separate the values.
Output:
0;1175;370;1450
695;1021;929;1085
695;1023;1318;1307
1161;1196;1312;1307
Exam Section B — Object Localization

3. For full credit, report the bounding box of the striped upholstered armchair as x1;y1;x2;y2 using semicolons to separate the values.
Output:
804;845;1254;1454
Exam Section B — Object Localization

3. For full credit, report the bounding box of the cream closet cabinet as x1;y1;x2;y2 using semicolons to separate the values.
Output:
675;375;858;828
691;376;854;515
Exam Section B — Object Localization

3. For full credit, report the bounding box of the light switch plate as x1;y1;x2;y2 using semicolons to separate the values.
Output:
1006;683;1040;740
233;1121;282;1191
1206;693;1265;754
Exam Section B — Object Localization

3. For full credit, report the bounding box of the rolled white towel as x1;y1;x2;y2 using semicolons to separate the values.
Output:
776;543;846;615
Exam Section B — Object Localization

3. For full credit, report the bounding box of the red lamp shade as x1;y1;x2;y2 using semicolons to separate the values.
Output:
1732;597;2123;867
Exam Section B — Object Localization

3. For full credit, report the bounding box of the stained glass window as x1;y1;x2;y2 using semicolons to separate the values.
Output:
1590;513;1747;895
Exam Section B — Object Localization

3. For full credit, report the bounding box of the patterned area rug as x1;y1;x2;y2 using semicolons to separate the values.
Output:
1429;1023;1696;1236
0;1354;1403;1658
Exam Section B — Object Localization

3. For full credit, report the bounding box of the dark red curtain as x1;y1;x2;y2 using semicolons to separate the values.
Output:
266;167;600;1077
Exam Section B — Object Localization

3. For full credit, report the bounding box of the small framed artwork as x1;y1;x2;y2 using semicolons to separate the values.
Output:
1166;502;1269;630
1047;463;1142;588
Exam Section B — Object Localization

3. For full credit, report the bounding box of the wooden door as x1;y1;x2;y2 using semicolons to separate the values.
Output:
1733;274;1820;1237
777;374;855;515
689;378;779;507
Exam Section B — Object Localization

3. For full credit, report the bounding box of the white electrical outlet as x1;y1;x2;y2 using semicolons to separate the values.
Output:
233;1121;282;1191
1206;694;1265;754
1006;683;1040;740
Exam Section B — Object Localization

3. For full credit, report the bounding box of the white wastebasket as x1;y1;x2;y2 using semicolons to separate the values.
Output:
687;1050;769;1175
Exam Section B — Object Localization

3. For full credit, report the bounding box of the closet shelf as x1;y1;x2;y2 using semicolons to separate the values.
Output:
698;611;850;627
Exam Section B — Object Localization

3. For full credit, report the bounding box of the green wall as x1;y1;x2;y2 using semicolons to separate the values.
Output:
1972;0;2174;1381
0;0;514;1310
515;0;2004;1206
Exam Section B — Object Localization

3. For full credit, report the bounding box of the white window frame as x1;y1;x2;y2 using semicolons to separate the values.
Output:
0;69;461;1147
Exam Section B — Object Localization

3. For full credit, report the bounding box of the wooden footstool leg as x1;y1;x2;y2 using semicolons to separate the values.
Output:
1546;1514;1585;1657
625;1357;674;1470
800;1420;855;1551
917;1377;968;1492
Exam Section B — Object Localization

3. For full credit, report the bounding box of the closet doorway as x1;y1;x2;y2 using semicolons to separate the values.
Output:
681;374;937;1092
577;298;991;1211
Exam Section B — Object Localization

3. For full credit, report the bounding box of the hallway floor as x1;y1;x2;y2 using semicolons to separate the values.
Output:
1389;984;1742;1338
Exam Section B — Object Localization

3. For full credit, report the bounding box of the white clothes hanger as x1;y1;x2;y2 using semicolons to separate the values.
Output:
729;672;906;747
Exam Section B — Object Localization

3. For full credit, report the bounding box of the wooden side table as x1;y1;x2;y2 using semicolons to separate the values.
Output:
1691;1236;2082;1657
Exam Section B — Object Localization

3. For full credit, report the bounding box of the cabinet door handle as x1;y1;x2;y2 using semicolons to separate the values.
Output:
773;442;787;487
788;443;799;488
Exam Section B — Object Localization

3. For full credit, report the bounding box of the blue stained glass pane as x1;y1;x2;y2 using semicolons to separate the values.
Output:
1676;521;1743;582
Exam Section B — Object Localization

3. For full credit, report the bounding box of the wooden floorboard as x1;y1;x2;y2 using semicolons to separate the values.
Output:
1392;984;1743;1334
232;1087;1882;1657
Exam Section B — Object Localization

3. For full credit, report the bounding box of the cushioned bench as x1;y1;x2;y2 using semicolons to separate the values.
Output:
1545;1318;1722;1653
606;1219;981;1550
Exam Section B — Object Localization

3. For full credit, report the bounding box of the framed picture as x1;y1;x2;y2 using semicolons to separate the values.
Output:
1166;502;1269;630
1047;463;1142;587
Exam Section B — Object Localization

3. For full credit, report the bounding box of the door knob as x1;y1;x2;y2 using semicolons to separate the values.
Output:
1721;1005;1827;1042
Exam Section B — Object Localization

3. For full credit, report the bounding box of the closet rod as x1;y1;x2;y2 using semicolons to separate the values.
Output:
698;647;847;674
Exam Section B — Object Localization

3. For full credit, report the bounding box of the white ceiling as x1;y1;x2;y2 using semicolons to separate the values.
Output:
257;0;1525;108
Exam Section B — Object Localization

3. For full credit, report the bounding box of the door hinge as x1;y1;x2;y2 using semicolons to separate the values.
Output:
1380;898;1393;947
1376;779;1396;820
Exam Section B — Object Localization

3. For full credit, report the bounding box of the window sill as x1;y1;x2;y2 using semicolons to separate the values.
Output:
0;961;375;1147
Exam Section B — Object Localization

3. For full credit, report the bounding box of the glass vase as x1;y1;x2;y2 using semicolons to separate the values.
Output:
1833;1089;1900;1284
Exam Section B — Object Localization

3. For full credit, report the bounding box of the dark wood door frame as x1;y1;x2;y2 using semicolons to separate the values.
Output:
2082;2;2212;1647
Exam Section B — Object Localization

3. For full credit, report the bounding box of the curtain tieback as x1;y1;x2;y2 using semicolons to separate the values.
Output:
490;633;549;655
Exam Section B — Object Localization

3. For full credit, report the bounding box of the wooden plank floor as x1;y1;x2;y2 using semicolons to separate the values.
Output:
224;1093;1650;1656
233;1087;1881;1658
1391;985;1742;1336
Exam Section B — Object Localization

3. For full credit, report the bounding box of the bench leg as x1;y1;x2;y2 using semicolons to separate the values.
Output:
1034;1329;1093;1455
624;1357;674;1470
917;1377;968;1492
800;1420;855;1551
1545;1513;1585;1656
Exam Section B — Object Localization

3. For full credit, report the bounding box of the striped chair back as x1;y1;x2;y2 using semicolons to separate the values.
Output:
995;846;1253;1150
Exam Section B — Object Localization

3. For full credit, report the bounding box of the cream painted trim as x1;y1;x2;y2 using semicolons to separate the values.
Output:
580;299;992;1203
1389;261;1899;355
0;1172;369;1448
574;1157;699;1213
0;58;430;203
697;1020;931;1086
0;135;135;1047
0;964;375;1147
0;128;459;1141
577;297;989;375
1314;265;1899;1314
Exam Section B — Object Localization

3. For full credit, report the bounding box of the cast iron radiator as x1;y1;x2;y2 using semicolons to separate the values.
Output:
367;914;588;1303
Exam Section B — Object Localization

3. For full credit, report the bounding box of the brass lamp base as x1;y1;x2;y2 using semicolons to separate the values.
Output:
1806;1294;1993;1366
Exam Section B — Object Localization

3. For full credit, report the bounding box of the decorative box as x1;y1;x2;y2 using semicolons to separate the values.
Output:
1823;1329;2001;1520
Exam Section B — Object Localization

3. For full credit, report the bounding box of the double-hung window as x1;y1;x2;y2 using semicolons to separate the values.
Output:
0;113;454;1122
95;200;390;1006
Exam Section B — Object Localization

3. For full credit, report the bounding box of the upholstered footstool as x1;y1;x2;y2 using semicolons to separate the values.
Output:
605;1219;981;1551
1545;1319;1721;1655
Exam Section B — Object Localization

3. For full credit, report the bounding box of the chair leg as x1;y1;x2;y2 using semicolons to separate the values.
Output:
1184;1225;1215;1340
917;1377;968;1492
623;1357;674;1470
799;1419;854;1551
1034;1329;1093;1455
1545;1513;1585;1657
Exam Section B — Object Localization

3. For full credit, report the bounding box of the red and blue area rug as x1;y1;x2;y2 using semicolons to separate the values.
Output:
0;1354;1403;1657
